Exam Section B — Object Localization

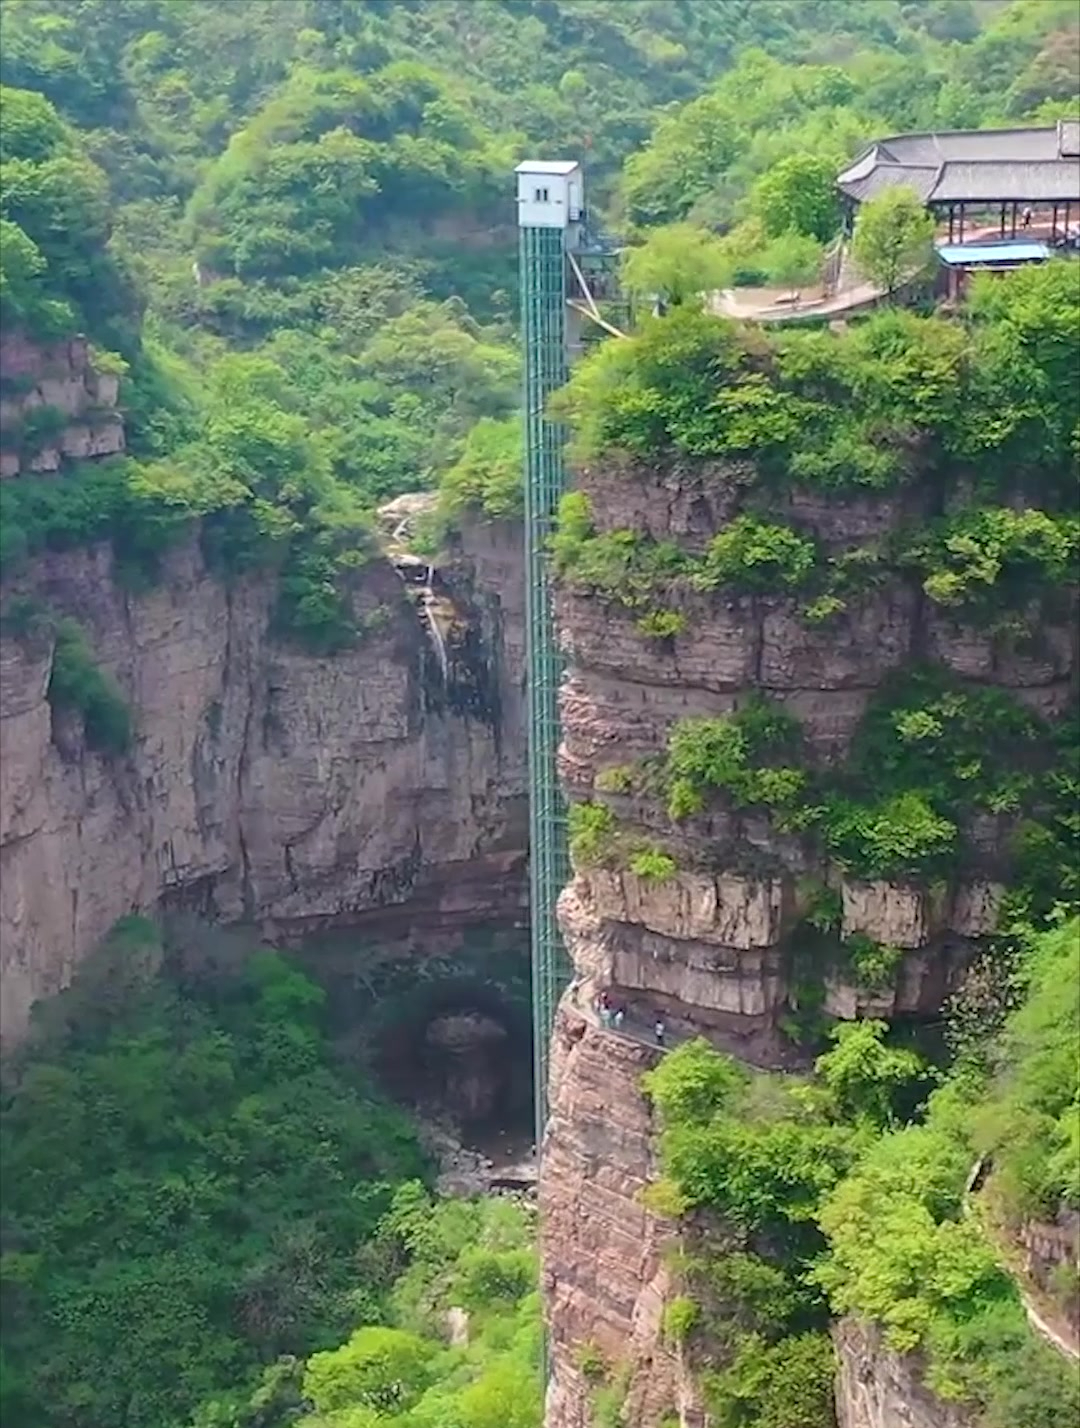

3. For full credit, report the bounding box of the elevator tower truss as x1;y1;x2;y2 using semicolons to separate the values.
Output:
517;161;624;1159
517;161;580;1154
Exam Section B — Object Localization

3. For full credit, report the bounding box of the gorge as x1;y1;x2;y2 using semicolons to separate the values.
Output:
2;4;1079;1428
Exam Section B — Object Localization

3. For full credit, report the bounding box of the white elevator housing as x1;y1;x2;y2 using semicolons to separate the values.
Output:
515;159;583;230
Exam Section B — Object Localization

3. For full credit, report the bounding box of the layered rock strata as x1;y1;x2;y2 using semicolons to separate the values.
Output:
0;516;525;1045
540;456;1076;1427
0;330;124;478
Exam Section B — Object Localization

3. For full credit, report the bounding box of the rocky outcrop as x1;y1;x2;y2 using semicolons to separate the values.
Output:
833;1320;974;1428
0;520;526;1046
540;455;1076;1427
0;331;124;478
1017;1210;1080;1341
541;994;705;1428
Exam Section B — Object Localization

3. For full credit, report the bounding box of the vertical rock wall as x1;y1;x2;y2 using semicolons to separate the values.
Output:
540;456;1076;1427
0;331;124;478
0;519;527;1046
832;1321;974;1428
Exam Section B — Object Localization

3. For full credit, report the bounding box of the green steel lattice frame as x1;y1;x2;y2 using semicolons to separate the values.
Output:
521;223;573;1155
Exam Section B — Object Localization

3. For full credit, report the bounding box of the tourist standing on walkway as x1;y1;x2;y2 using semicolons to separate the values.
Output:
655;1015;666;1048
614;1007;625;1030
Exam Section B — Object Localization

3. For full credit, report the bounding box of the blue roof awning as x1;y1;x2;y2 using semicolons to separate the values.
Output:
936;240;1050;266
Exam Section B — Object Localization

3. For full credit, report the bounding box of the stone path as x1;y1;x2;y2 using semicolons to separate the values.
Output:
963;1159;1079;1365
569;978;686;1057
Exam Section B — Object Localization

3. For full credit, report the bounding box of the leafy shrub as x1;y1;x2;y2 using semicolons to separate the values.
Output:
438;415;522;521
636;607;686;639
972;917;1080;1216
551;492;690;609
568;801;617;866
704;1330;836;1428
575;1340;607;1382
662;1295;698;1343
628;846;678;883
274;543;363;655
801;592;846;623
15;401;67;454
842;935;904;994
303;1327;434;1416
846;672;1053;820
47;617;132;754
823;791;957;880
815;1021;925;1129
453;1247;536;1309
903;507;1079;611
692;515;817;593
555;266;1079;493
594;765;635;795
665;699;805;820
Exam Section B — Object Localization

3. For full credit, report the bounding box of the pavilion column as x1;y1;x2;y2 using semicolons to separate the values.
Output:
1051;203;1059;240
999;202;1006;237
1010;202;1017;237
948;206;955;242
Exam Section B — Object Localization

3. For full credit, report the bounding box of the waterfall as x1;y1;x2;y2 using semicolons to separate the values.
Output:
421;566;450;681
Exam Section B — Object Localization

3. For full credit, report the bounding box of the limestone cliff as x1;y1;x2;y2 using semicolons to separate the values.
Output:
0;330;124;478
539;455;1076;1427
832;1321;973;1428
0;515;526;1046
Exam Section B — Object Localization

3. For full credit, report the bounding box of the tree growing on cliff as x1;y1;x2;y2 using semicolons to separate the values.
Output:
851;186;935;296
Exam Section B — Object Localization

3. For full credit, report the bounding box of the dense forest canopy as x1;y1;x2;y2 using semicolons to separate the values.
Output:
0;922;540;1428
0;0;1075;647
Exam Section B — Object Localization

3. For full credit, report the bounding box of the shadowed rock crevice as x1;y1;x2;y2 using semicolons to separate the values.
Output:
373;976;533;1138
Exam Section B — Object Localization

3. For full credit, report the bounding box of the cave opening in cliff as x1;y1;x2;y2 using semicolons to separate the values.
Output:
372;976;535;1154
289;923;536;1160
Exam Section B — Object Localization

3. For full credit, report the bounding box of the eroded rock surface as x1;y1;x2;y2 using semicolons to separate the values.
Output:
0;331;124;478
0;521;526;1044
541;997;704;1428
833;1320;974;1428
540;456;1075;1427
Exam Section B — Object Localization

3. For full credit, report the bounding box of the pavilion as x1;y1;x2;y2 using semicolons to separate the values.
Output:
836;119;1080;245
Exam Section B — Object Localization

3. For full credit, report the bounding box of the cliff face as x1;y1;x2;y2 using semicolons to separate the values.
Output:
0;331;125;478
540;456;1076;1427
0;516;526;1046
832;1321;973;1428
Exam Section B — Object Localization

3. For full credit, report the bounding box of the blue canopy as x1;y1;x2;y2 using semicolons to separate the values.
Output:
936;240;1050;266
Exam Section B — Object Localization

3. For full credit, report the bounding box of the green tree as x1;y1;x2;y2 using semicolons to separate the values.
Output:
302;1327;435;1416
752;154;840;242
851;185;936;295
815;1021;926;1129
621;223;731;306
760;230;824;295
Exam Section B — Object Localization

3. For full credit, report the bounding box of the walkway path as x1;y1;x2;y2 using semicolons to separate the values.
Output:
963;1160;1079;1365
710;279;885;325
568;978;686;1056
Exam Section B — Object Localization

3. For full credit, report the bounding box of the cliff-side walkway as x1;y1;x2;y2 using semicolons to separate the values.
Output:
568;984;1080;1367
